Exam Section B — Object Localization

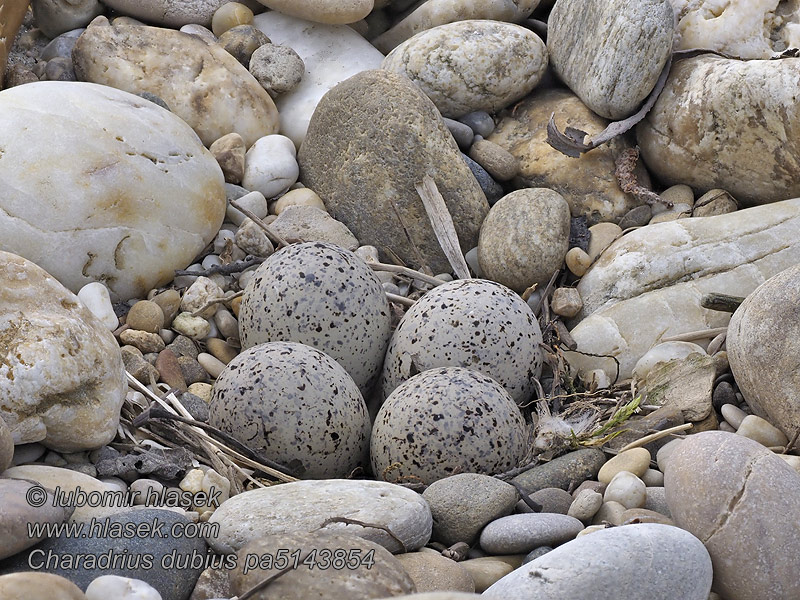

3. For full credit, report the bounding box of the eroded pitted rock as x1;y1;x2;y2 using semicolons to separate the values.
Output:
0;252;126;452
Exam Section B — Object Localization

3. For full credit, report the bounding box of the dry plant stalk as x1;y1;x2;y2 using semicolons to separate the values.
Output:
415;175;471;279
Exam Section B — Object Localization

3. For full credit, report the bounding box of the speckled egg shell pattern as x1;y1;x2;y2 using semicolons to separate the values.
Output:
238;242;392;395
371;367;529;485
209;341;370;479
379;279;542;405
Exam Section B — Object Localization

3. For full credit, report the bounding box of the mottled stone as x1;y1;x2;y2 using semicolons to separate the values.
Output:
547;0;674;119
249;42;305;95
512;449;606;494
489;88;649;224
0;82;226;301
381;20;547;118
298;70;488;274
270;206;358;250
638;55;800;205
207;479;432;554
73;21;279;147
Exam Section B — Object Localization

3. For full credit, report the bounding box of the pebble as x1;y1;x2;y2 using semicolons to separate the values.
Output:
167;335;200;360
249;43;305;95
395;552;475;593
586;222;623;262
207;479;432;554
591;501;626;526
204;338;237;365
522;488;574;515
422;473;517;546
172;313;211;340
468;139;520;182
242;134;299;199
218;24;270;67
119;329;166;354
270;206;358;250
444;117;474;149
256;0;372;25
618;204;653;229
234;218;274;257
641;468;665;487
209;132;246;184
660;184;695;208
693;189;738;217
151;290;182;326
273;187;326;214
721;403;747;429
462;153;504;205
0;573;87;600
32;0;102;38
567;489;603;523
177;356;208;385
736;414;789;448
225;190;269;226
458;111;495;138
603;471;647;509
459;557;519;593
210;2;253;37
181;277;225;320
77;282;119;330
125;300;166;334
197;352;226;379
512;448;606;495
85;576;162;600
0;416;12;472
187;383;213;403
597;448;651;483
565;247;592;276
485;523;712;599
479;513;584;554
550;287;583;318
372;368;528;485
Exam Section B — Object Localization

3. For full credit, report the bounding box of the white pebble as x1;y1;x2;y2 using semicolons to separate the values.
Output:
568;489;603;523
77;282;118;330
181;277;225;319
198;352;226;379
242;135;299;199
179;468;205;494
603;471;646;509
85;575;162;600
720;403;747;430
203;319;220;341
355;245;379;263
225;190;269;226
172;312;211;339
201;254;223;270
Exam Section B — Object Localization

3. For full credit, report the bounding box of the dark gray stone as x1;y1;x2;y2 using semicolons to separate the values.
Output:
444;117;474;149
518;487;573;515
462;153;504;206
458;111;495;137
95;447;194;482
512;448;606;494
0;509;207;600
479;513;583;554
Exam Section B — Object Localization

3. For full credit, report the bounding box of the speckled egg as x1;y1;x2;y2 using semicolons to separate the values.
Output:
378;279;542;405
239;242;392;395
371;367;529;485
208;341;370;479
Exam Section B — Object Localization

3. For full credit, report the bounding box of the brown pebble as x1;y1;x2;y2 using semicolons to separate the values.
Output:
230;296;242;317
205;338;238;364
121;347;159;384
167;335;200;360
218;24;270;67
209;132;246;184
152;289;181;326
550;288;583;318
126;300;165;333
178;355;208;385
119;329;166;354
156;349;187;391
468;139;519;181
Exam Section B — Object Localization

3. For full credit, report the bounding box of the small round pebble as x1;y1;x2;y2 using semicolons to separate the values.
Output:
459;111;495;137
586;222;622;261
641;468;665;487
209;341;370;478
567;489;603;523
211;2;254;37
242;134;299;199
85;575;162;600
77;282;118;330
736;414;788;448
597;448;651;484
274;187;326;214
125;300;165;333
565;247;591;277
249;43;305;95
591;500;626;526
218;24;270;66
721;403;747;429
371;367;528;485
172;313;211;340
468;139;519;181
151;290;181;326
603;471;646;509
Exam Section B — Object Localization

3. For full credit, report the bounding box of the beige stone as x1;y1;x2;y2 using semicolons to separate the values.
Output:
597;448;651;484
255;0;372;25
99;0;231;27
73;21;279;147
670;0;800;59
270;206;358;250
298;70;489;274
478;188;570;293
551;287;583;318
211;2;253;36
660;184;694;208
0;573;86;599
396;552;475;593
727;262;800;439
489;88;649;224
0;82;226;301
565;247;591;277
603;471;646;509
274;188;326;214
0;253;126;452
737;414;789;448
665;431;800;600
382;20;547;119
459;556;520;593
586;222;622;262
209;132;246;184
692;189;738;217
638;55;800;205
125;300;165;334
219;24;271;67
636;353;716;423
373;0;541;53
468;139;520;181
566;198;800;381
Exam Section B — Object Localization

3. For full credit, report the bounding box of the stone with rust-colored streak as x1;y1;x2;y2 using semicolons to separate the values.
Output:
298;70;488;274
547;0;674;120
638;55;800;205
488;88;649;224
0;252;126;452
0;0;30;90
73;20;279;147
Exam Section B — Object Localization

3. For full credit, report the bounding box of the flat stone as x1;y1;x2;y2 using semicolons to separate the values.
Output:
547;0;674;119
566;198;800;381
207;479;432;554
485;523;712;599
479;513;583;554
0;573;87;599
0;82;226;301
395;551;475;593
728;262;800;439
422;473;518;546
636;353;716;423
597;448;651;484
0;479;74;561
523;488;573;515
73;20;279;147
253;12;384;146
0;509;206;600
488;88;649;224
84;576;162;600
0;253;126;451
298;70;489;274
512;448;606;495
459;556;518;593
270;206;358;250
665;431;800;600
736;415;789;448
381;20;547;118
638;55;800;205
99;0;230;27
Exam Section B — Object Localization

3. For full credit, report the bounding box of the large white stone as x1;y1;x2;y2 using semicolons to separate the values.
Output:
0;81;226;301
253;11;384;146
0;253;126;452
670;0;800;59
566;199;800;381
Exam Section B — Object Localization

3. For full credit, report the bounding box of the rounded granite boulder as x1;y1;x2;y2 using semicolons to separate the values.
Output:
208;341;370;479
